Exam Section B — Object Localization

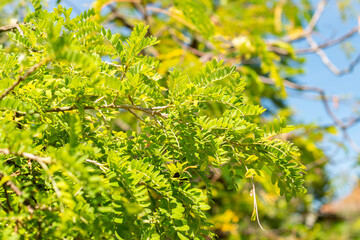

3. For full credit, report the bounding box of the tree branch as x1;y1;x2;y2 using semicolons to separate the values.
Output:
296;26;359;54
304;0;327;35
132;0;152;36
15;103;170;119
0;149;51;164
107;6;135;29
306;35;360;76
145;6;198;32
283;0;327;42
260;76;360;153
0;59;49;101
0;173;34;214
0;24;20;33
85;159;109;172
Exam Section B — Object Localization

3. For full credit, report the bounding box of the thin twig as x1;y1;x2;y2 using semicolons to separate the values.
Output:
74;187;83;196
249;176;266;231
104;61;121;68
85;159;109;172
233;149;266;232
96;109;112;132
128;108;145;122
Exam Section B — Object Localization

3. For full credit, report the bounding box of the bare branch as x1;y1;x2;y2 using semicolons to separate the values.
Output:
0;173;34;213
306;35;360;76
304;0;327;35
296;27;359;54
85;159;109;172
96;109;112;132
339;54;360;75
104;61;121;68
133;0;152;35
169;29;207;57
0;148;51;164
0;59;49;101
108;6;134;29
306;35;340;74
128;108;145;122
0;24;20;33
145;6;198;32
283;0;327;42
260;76;360;152
343;117;360;129
343;130;360;153
14;103;170;119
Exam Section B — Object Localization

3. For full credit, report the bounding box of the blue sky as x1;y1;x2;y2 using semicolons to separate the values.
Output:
288;0;360;194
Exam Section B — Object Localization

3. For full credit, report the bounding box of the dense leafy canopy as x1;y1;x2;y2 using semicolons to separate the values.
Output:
0;1;310;239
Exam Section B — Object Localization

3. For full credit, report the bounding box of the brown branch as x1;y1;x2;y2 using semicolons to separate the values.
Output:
304;0;327;35
296;27;359;54
0;201;9;213
145;6;198;32
85;159;109;172
169;29;207;57
168;29;239;64
343;117;360;129
132;0;152;36
15;103;169;119
343;130;360;153
108;6;134;29
96;0;141;12
103;1;197;32
320;116;360;130
307;34;340;74
0;149;51;164
0;173;34;214
338;54;360;75
0;24;19;33
306;35;360;76
3;184;13;212
128;108;145;122
0;59;49;101
267;45;291;56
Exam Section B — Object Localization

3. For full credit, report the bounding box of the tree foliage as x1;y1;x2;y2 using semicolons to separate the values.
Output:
2;0;360;239
0;2;309;239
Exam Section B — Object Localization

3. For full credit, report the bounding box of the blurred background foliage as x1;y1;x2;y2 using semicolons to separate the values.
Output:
1;0;360;239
